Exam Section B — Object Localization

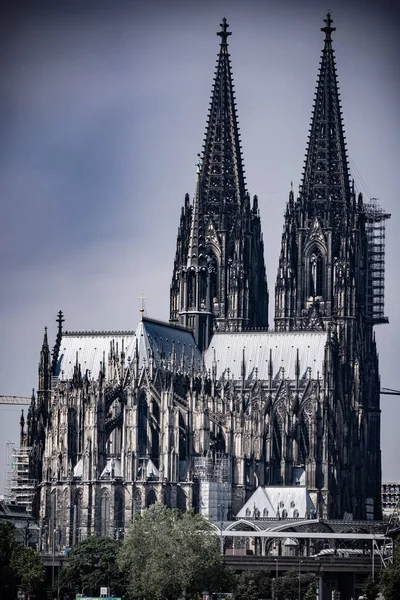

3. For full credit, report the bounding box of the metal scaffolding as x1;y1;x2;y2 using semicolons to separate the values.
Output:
5;442;36;510
194;452;231;521
364;198;391;324
194;452;231;483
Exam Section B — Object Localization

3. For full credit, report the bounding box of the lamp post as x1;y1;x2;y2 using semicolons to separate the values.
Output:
274;557;279;600
217;503;225;554
372;538;375;580
298;554;302;600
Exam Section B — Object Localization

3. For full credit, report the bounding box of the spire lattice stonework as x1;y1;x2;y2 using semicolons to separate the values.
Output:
199;18;246;221
300;12;351;223
170;19;268;348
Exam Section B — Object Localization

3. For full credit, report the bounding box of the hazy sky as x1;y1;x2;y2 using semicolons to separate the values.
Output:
0;0;399;494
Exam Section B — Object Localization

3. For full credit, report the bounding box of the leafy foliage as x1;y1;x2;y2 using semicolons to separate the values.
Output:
272;571;316;600
118;503;232;600
364;575;380;600
11;544;45;595
304;580;318;600
233;570;272;600
0;521;45;600
59;536;126;597
380;537;400;600
0;522;18;600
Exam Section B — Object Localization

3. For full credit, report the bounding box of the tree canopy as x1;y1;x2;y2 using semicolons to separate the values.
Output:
0;521;45;600
233;570;272;600
380;537;400;600
59;536;126;597
118;503;232;600
272;571;316;600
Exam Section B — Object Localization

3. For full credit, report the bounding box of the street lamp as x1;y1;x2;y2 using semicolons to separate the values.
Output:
298;554;302;600
275;556;279;579
217;503;225;555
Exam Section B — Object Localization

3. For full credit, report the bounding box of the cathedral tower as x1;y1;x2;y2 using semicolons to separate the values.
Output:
170;19;268;350
275;13;359;332
275;13;388;518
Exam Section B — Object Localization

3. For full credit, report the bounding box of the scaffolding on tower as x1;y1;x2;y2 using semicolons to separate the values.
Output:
364;198;391;325
4;442;36;510
194;452;232;522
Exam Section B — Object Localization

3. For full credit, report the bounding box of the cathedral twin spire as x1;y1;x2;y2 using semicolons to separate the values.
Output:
274;12;379;332
170;18;268;349
172;13;362;346
198;18;247;219
300;12;351;222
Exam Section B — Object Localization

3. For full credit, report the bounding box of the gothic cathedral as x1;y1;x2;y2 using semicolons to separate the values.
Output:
22;15;388;548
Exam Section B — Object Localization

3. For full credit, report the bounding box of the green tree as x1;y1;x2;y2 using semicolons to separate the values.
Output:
118;503;231;600
59;536;126;597
381;537;400;600
0;521;18;600
272;571;316;600
0;521;45;600
234;570;272;600
304;580;317;600
364;576;380;600
11;544;45;596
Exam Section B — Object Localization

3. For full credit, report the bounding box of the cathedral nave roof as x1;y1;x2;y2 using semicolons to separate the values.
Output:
204;330;328;381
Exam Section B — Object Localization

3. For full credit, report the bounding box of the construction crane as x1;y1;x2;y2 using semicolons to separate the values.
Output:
381;388;400;396
0;396;31;405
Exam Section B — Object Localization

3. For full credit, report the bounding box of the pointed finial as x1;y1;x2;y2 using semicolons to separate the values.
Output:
321;12;335;42
196;153;202;175
138;292;147;319
42;326;49;349
217;17;231;46
56;310;65;330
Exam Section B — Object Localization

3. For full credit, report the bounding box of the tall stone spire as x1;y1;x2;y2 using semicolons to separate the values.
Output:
199;18;247;219
300;12;351;224
274;14;384;518
275;13;358;333
186;160;203;269
170;19;268;349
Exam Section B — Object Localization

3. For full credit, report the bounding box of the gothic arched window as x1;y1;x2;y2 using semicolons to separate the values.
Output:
133;489;142;514
272;413;283;464
188;269;196;309
176;487;187;513
50;490;57;551
208;254;219;306
138;394;147;457
309;248;324;298
114;489;124;537
146;489;157;507
299;417;311;466
61;489;68;549
151;399;160;467
72;489;83;545
100;489;110;537
179;412;187;461
199;268;207;308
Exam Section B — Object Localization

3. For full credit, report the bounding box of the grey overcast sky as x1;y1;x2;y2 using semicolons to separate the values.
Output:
0;0;399;493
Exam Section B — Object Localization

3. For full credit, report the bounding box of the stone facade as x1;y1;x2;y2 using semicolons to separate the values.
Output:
23;15;386;550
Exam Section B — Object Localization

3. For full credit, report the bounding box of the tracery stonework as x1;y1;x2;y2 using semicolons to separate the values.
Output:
23;15;387;549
